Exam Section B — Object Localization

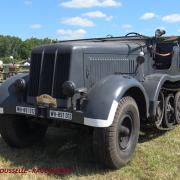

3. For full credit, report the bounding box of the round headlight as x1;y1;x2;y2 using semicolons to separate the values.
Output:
62;81;76;97
14;79;26;92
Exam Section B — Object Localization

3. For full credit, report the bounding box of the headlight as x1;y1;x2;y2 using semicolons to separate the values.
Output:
14;79;26;92
62;81;76;97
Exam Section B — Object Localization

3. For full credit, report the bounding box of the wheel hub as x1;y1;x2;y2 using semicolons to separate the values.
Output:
118;115;132;150
155;92;164;128
164;94;175;128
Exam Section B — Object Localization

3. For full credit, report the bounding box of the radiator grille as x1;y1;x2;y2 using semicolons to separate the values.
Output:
53;54;71;98
28;49;71;99
28;53;42;96
39;53;55;95
88;57;136;84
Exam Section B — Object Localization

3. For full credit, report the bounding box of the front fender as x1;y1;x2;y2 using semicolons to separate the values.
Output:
0;73;29;114
83;75;149;127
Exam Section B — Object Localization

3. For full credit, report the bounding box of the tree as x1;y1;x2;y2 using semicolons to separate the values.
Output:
0;35;53;63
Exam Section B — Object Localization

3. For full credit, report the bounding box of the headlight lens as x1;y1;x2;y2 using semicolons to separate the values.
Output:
14;79;26;92
62;81;76;97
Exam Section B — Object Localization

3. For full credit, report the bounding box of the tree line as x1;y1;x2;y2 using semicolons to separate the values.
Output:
0;35;52;63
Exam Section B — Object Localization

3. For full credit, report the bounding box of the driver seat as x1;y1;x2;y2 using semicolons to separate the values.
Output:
153;43;175;69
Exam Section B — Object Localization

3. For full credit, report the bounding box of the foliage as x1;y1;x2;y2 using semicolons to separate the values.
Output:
0;35;52;63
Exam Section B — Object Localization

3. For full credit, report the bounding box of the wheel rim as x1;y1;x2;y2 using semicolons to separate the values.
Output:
165;95;175;128
155;92;164;127
118;114;132;150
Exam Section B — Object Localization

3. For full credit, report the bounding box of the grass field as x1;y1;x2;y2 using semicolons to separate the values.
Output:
0;124;179;180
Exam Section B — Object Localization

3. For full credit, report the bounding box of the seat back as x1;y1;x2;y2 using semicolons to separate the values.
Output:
153;43;175;69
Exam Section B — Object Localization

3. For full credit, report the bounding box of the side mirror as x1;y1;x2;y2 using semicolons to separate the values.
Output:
155;29;166;38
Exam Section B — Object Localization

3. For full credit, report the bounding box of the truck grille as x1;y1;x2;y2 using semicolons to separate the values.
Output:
53;53;71;98
39;53;55;95
28;53;42;96
28;49;71;99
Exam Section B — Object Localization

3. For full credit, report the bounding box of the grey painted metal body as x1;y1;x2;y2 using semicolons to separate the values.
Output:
0;36;179;127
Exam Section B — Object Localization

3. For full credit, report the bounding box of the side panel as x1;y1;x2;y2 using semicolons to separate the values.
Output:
83;75;149;127
83;53;137;88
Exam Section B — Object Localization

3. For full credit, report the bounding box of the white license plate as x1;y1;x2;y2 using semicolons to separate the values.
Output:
16;106;36;115
50;110;72;120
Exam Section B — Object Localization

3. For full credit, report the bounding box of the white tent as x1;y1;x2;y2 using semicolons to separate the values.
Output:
24;62;30;66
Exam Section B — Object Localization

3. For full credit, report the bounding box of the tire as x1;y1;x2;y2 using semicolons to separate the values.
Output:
175;92;180;124
93;96;140;169
0;115;47;148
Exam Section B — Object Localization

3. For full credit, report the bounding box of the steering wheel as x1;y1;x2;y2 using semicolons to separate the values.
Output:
125;32;143;37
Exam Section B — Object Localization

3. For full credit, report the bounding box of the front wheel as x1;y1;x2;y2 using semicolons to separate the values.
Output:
0;115;47;148
93;96;140;169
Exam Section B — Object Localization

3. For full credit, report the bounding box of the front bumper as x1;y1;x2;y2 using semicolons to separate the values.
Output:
2;104;84;125
0;103;115;128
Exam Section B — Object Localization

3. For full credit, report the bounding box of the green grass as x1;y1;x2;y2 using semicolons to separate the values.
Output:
0;124;179;180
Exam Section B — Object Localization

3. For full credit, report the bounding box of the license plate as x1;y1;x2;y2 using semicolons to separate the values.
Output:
50;110;72;120
16;106;36;115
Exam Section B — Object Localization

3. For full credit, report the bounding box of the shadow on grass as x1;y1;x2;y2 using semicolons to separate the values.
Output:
0;127;109;178
0;124;167;178
139;124;167;143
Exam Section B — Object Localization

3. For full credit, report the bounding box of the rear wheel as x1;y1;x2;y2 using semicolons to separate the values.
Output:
0;115;47;148
174;92;180;124
155;92;165;128
163;94;175;128
93;96;140;169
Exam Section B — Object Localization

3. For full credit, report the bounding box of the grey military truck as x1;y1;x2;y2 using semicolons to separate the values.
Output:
0;29;179;169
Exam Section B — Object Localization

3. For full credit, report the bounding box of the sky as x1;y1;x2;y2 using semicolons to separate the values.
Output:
0;0;180;40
